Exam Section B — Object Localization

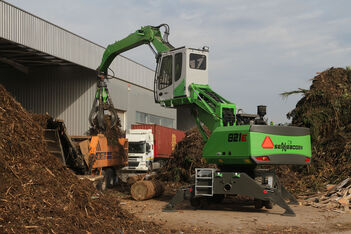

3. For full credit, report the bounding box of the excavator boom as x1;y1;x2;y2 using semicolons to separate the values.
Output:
99;24;173;76
90;24;173;130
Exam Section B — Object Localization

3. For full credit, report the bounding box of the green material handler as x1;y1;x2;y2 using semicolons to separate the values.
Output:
90;24;311;216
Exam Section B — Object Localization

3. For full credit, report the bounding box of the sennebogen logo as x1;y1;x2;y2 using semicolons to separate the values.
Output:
274;140;303;151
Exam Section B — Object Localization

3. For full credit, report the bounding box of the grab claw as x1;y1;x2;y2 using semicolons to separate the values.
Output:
89;77;117;131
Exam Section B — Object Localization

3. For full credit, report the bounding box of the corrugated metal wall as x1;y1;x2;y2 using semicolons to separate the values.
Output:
0;66;96;135
0;1;155;90
0;65;176;135
109;78;176;129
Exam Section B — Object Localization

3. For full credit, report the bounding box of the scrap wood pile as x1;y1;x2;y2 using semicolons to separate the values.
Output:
158;127;215;182
302;178;351;213
0;85;160;233
282;67;351;195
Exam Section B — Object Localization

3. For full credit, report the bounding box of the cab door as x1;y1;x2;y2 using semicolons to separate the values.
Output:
156;54;173;102
172;52;186;98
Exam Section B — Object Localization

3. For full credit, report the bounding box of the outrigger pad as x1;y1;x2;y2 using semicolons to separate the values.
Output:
162;204;177;212
162;187;192;212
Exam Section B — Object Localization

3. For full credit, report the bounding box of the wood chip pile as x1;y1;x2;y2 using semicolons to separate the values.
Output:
158;127;215;182
0;84;161;233
284;67;351;193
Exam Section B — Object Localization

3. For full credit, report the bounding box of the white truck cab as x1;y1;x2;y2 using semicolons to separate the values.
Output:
124;129;154;171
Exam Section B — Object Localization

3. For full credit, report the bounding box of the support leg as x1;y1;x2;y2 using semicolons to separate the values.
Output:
274;174;298;205
269;191;296;216
163;188;188;212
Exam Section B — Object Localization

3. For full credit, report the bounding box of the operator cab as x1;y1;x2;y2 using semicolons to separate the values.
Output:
155;47;209;102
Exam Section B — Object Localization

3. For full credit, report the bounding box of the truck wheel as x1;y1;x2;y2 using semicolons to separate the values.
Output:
211;194;225;204
96;179;103;191
101;168;114;191
190;197;201;209
264;200;273;209
147;162;152;172
100;170;108;191
190;197;208;209
108;168;117;188
254;199;263;209
200;198;209;209
105;168;115;189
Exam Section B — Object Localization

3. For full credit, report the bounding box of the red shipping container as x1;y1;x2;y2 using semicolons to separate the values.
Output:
131;124;185;159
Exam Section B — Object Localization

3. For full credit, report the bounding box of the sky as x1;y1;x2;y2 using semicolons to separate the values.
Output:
5;0;351;123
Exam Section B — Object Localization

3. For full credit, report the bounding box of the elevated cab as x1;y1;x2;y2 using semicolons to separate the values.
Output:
155;47;209;103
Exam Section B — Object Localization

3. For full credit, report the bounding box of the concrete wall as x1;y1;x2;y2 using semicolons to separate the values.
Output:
0;65;176;135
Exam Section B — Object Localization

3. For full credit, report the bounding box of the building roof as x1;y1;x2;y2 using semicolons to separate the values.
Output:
0;1;155;90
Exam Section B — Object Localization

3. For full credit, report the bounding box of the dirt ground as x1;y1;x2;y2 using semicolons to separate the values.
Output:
107;188;351;234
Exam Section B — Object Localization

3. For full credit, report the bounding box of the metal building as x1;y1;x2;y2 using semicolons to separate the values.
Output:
0;1;176;135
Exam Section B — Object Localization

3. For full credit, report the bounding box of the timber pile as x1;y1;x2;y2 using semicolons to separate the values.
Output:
158;127;214;182
302;178;351;213
0;84;160;233
283;67;351;194
131;180;165;201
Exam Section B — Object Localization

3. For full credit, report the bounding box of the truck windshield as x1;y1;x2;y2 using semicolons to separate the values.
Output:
129;141;146;153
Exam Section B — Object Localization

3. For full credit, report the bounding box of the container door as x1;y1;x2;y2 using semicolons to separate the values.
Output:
156;54;173;102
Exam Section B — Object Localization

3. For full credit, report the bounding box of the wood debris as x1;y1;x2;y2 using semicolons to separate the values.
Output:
158;127;215;182
302;177;351;213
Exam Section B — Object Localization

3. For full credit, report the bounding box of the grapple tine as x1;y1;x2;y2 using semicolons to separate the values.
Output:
89;77;117;131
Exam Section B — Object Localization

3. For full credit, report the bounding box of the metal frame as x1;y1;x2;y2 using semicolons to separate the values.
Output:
195;168;216;196
164;169;298;216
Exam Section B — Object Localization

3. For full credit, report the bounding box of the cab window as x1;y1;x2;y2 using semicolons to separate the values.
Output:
175;53;182;81
158;55;173;90
189;53;206;70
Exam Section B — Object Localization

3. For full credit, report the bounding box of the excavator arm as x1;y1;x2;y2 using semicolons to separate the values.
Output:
90;24;174;130
98;24;173;76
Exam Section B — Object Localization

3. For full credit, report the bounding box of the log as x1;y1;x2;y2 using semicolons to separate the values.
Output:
131;180;164;201
127;174;146;185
